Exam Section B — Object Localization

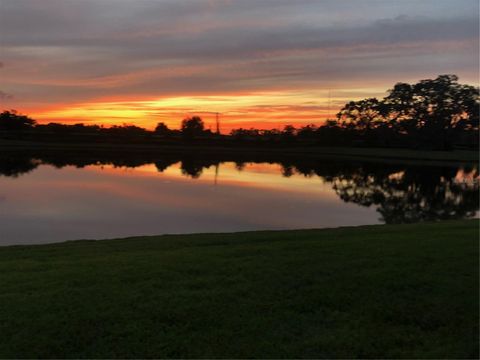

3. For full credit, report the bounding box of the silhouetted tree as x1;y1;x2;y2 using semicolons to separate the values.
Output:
281;125;296;142
0;110;36;131
155;122;171;136
335;75;479;149
230;128;261;141
297;124;317;140
384;75;479;149
181;116;205;139
337;98;384;131
108;124;148;136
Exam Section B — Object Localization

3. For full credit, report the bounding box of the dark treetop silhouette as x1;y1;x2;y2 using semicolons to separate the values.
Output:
1;75;478;150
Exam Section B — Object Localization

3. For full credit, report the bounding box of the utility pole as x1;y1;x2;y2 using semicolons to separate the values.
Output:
190;111;221;134
215;112;220;134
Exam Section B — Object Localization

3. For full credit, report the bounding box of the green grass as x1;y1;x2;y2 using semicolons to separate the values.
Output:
0;220;478;358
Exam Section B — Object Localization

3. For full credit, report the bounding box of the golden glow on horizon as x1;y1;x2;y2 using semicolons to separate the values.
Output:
29;89;385;131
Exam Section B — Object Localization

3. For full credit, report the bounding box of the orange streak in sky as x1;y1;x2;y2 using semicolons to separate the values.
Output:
27;90;375;131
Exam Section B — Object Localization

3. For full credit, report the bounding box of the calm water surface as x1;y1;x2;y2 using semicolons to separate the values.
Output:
0;155;478;245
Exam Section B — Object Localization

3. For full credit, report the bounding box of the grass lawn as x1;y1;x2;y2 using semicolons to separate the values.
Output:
0;220;478;358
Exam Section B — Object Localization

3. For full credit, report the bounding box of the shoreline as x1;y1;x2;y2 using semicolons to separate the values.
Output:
1;219;477;248
0;140;478;163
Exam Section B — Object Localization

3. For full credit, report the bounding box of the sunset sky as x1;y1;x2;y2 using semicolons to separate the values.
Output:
1;0;478;132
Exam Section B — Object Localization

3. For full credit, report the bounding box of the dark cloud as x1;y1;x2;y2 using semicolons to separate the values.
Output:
0;0;478;109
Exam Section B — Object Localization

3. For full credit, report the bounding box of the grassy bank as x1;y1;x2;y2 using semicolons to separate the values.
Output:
0;220;478;358
0;139;478;162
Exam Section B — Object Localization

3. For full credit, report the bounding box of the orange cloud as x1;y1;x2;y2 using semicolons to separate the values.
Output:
30;90;369;131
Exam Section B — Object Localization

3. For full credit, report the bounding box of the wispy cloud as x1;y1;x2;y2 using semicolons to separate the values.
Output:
1;0;478;127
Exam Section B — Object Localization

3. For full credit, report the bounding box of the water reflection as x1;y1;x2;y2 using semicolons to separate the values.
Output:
0;151;477;244
329;166;478;223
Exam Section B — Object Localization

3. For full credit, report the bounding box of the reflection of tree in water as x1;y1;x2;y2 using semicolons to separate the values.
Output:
180;158;220;179
0;155;39;177
327;165;479;224
180;159;204;179
0;151;477;224
154;159;178;172
235;161;246;171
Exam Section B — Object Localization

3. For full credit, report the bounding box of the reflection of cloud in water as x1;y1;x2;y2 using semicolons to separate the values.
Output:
0;163;378;245
0;152;478;245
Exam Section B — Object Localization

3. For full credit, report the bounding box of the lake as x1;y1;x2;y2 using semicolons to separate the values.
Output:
0;151;478;245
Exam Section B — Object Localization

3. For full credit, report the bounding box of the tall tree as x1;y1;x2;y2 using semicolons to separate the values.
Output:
383;75;479;149
155;122;171;136
181;116;205;139
336;98;384;131
336;75;479;149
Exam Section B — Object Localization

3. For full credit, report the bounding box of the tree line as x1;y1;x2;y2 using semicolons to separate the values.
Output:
1;75;478;150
